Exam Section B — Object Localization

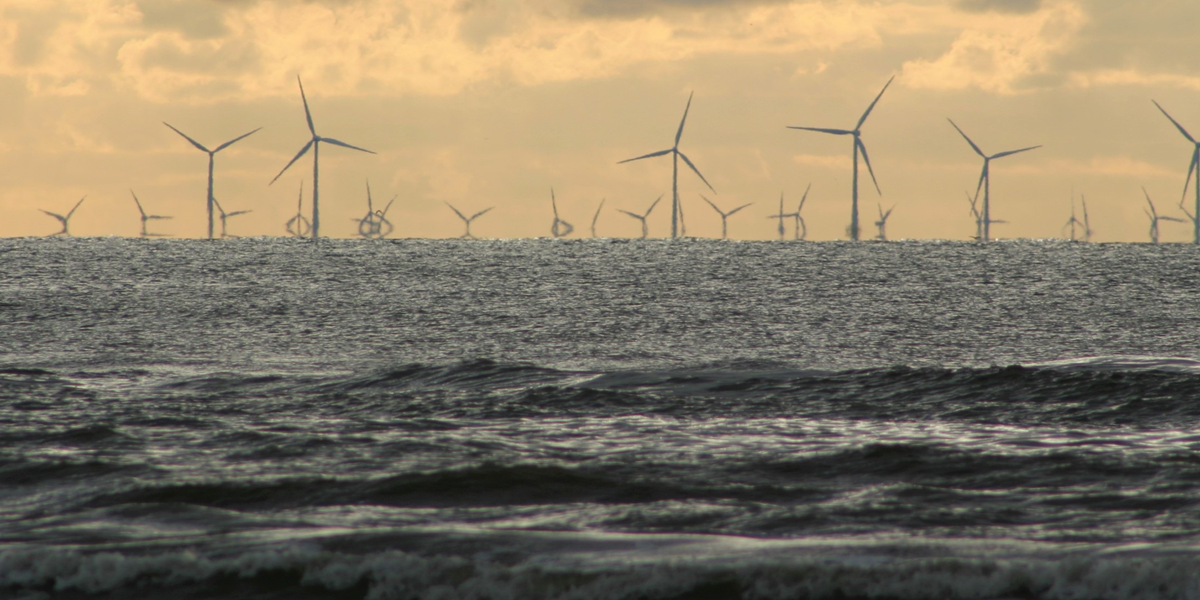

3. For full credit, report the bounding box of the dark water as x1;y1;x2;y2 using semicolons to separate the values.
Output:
4;237;1200;599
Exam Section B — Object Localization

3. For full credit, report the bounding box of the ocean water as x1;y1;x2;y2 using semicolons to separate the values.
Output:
4;237;1200;599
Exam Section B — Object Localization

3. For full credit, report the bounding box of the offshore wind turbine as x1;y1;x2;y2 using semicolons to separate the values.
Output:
1063;193;1083;241
788;76;893;241
39;196;85;234
1144;187;1184;243
130;190;172;237
445;202;493;239
591;198;605;238
270;76;375;240
1152;100;1200;244
285;182;311;238
354;181;396;239
766;192;794;241
874;203;896;241
212;196;251;238
618;194;662;239
699;194;751;239
550;188;574;238
618;92;715;238
792;183;812;240
163;122;259;240
948;118;1040;241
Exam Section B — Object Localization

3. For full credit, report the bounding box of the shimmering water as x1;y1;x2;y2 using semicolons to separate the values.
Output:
4;237;1200;599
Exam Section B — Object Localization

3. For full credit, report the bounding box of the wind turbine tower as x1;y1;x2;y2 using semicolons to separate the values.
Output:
163;123;259;240
618;195;662;239
767;192;795;241
619;92;715;238
1153;101;1200;244
788;77;893;240
40;196;86;236
947;119;1040;241
699;195;751;239
130;190;172;237
271;76;375;240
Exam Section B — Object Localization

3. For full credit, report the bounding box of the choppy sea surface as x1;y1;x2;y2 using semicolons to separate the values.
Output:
4;237;1200;600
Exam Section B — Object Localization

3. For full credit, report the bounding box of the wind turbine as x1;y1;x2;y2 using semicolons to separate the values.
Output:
1152;100;1200;244
591;198;605;238
948;118;1040;241
163;122;259;240
130;190;172;237
1063;193;1083;241
766;192;795;241
617;194;662;239
874;203;896;241
212;196;252;238
270;76;375;240
353;180;396;239
1144;187;1184;244
618;92;715;238
445;202;493;239
550;188;574;238
788;76;893;241
699;195;751;239
793;183;812;240
41;196;86;236
285;182;311;238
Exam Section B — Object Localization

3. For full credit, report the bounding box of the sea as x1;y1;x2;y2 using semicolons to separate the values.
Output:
4;236;1200;600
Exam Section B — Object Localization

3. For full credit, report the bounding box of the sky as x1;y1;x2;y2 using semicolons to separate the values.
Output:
2;0;1200;241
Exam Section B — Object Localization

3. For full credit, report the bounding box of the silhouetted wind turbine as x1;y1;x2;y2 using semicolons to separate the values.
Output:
445;202;493;239
875;203;896;241
212;196;251;238
354;181;395;239
788;76;893;241
618;194;662;239
163;122;259;240
619;92;715;238
1144;187;1184;244
699;194;751;239
270;76;375;240
41;196;85;236
766;192;794;241
1063;192;1082;241
130;190;172;237
550;188;574;238
285;182;311;238
948;118;1040;241
1152;100;1200;244
591;198;605;238
792;183;812;240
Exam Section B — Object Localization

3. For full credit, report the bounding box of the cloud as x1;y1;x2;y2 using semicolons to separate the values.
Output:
955;0;1041;15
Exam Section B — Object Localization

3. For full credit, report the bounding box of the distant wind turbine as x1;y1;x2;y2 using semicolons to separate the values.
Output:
285;182;311;238
1063;193;1083;241
699;194;751;239
41;196;86;236
948;118;1040;241
270;76;375;240
550;188;574;238
591;198;605;238
353;181;396;239
875;203;896;241
788;76;893;241
1144;187;1184;244
619;92;715;238
212;196;251;238
766;192;794;241
445;202;493;239
130;190;172;237
618;194;662;239
163;122;259;240
792;183;812;240
1152;100;1200;244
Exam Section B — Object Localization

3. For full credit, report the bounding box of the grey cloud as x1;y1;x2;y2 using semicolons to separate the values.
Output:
955;0;1041;14
138;0;227;39
567;0;793;19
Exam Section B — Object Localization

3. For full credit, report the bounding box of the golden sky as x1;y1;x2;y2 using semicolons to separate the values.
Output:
2;0;1199;241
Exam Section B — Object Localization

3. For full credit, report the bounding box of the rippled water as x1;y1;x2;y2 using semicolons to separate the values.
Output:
3;237;1200;599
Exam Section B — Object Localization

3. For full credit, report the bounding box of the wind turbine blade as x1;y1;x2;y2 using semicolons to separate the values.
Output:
470;207;494;221
320;137;376;154
1143;186;1156;216
40;210;66;222
974;164;988;199
130;190;146;218
786;126;854;135
1153;100;1197;143
857;139;881;195
726;203;752;216
856;75;894;129
228;210;252;217
212;196;224;215
67;196;86;219
992;145;1042;159
162;122;210;153
617;148;672;163
214;127;262;153
947;119;985;157
675;91;694;147
699;194;721;214
798;182;812;212
269;140;314;185
677;151;715;192
617;209;641;219
645;194;663;216
148;215;172;220
551;187;559;218
884;205;896;219
382;196;397;217
297;75;316;136
444;202;468;221
1184;150;1199;202
1161;216;1186;222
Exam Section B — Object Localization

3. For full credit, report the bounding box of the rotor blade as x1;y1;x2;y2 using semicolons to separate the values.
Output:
381;197;397;217
269;140;314;185
1153;100;1196;143
162;122;210;153
212;196;224;215
699;194;721;214
1161;216;1186;222
298;75;316;136
67;196;85;219
857;139;881;195
884;205;896;219
677;151;715;192
469;207;494;221
947;119;985;157
228;210;252;217
617;209;641;220
147;215;172;220
1184;150;1199;202
550;187;559;217
645;194;663;216
992;145;1041;159
974;163;988;199
320;137;375;154
617;148;672;164
130;190;146;218
1143;186;1156;216
675;91;694;147
798;182;812;212
786;126;854;135
726;203;752;216
365;179;373;212
40;210;66;222
856;75;894;130
444;202;468;222
214;127;262;153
